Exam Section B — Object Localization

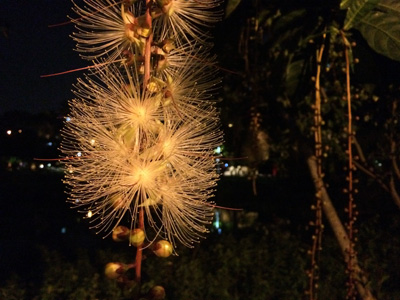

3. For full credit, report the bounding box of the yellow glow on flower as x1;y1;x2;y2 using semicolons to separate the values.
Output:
134;105;148;123
131;166;151;186
162;138;174;158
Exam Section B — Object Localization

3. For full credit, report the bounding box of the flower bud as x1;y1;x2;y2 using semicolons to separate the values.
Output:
148;285;166;300
161;39;175;54
147;77;166;93
153;240;173;257
117;124;137;148
105;262;125;279
137;25;151;38
129;228;145;247
112;225;130;242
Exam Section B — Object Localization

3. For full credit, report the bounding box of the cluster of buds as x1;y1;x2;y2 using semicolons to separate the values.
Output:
112;225;173;257
104;261;166;299
61;0;223;251
106;225;172;297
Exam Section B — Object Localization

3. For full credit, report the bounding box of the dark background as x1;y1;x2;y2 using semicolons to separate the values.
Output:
0;0;85;114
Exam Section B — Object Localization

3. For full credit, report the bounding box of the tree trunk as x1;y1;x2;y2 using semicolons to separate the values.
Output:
306;156;376;300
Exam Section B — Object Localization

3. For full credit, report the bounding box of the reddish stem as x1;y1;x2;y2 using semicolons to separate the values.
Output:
135;208;144;283
135;0;153;286
143;0;153;90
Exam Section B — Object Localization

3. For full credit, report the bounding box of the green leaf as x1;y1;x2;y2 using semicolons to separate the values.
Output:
285;58;305;97
225;0;241;19
340;0;355;10
356;12;400;61
343;0;379;31
272;9;306;33
268;9;307;50
376;0;400;17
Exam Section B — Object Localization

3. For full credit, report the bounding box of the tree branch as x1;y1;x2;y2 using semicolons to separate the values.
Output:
353;160;390;193
389;175;400;209
307;156;376;300
353;130;400;209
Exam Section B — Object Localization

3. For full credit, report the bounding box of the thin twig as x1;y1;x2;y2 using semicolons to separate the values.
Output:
353;161;390;193
352;136;367;164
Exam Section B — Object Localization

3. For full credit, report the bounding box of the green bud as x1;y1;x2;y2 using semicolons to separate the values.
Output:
129;228;145;247
105;262;125;279
153;240;173;257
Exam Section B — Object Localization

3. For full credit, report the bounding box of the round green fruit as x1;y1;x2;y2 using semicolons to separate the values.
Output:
112;225;130;242
129;228;145;247
104;262;124;279
153;240;173;257
148;285;166;300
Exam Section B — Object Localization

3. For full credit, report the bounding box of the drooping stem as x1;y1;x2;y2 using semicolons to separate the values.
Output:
308;33;326;300
341;31;356;300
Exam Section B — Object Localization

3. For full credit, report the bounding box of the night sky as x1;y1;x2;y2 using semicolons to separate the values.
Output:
0;0;85;114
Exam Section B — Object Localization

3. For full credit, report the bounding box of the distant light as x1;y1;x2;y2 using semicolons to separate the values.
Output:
18;129;22;134
87;210;93;218
224;163;229;167
214;210;220;229
215;146;221;154
65;117;71;122
6;130;11;135
228;123;233;128
216;158;220;163
77;152;82;157
61;227;67;234
90;139;96;146
39;164;44;169
47;142;53;146
47;163;51;168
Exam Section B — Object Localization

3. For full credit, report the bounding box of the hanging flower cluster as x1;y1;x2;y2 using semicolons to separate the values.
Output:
60;0;223;249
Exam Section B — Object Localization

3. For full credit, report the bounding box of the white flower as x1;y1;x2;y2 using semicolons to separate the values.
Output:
61;63;222;247
63;0;223;250
71;0;222;62
154;0;223;47
71;0;150;62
